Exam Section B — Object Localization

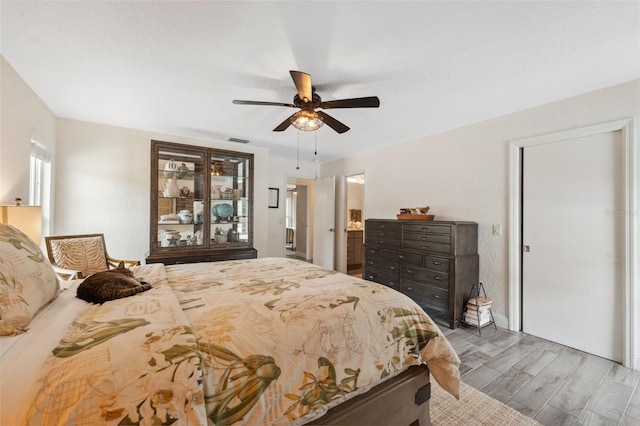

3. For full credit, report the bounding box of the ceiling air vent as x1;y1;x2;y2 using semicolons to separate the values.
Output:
228;137;250;144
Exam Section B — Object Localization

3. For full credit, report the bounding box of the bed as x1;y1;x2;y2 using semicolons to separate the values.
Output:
0;224;460;425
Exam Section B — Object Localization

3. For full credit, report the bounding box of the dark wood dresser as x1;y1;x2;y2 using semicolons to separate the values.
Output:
363;219;479;328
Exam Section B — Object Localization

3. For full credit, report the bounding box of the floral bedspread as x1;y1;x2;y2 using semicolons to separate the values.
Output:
24;258;460;425
165;258;460;425
26;282;207;425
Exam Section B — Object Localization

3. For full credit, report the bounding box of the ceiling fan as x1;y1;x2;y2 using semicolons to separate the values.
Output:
232;71;380;134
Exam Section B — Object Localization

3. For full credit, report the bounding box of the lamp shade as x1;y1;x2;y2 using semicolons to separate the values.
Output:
0;206;42;244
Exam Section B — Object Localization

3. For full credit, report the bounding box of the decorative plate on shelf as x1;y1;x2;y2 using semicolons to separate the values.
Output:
212;203;233;218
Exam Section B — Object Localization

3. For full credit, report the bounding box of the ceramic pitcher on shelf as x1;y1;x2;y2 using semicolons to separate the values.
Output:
212;185;222;199
162;178;180;197
178;210;193;224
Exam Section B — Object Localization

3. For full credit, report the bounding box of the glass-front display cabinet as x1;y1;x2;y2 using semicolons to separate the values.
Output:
146;140;256;265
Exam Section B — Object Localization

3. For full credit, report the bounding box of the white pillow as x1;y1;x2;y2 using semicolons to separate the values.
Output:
0;224;59;335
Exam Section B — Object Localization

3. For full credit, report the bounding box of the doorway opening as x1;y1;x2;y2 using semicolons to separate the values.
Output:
285;178;314;262
285;184;297;255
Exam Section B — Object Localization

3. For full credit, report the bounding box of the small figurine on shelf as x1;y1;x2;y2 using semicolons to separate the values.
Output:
222;188;234;199
176;163;189;178
212;185;222;199
214;227;227;244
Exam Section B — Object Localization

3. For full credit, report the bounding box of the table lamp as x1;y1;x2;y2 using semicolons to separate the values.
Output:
0;204;42;244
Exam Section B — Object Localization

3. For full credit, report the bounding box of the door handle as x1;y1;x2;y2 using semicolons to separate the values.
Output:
523;245;530;252
329;228;334;232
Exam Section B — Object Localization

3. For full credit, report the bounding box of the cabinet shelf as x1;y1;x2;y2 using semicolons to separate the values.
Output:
147;140;256;265
159;170;196;179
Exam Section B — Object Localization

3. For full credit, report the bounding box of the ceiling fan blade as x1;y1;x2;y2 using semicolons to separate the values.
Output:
320;96;380;109
290;71;313;102
233;100;295;108
273;112;298;132
316;111;350;134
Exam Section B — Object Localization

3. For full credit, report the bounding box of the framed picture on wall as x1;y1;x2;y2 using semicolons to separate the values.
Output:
268;187;279;208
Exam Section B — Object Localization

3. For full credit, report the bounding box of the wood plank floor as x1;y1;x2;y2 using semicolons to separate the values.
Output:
439;325;640;425
298;261;639;424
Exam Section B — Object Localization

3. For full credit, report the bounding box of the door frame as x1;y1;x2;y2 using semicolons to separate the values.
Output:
508;118;636;368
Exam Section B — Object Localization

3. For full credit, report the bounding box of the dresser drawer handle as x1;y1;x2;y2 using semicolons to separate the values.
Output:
398;255;404;259
434;276;442;280
433;294;442;300
432;261;441;265
406;287;413;292
421;236;428;241
367;275;373;279
406;269;413;274
389;266;395;270
421;246;428;250
421;227;429;232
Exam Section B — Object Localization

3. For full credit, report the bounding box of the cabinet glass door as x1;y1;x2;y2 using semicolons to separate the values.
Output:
210;154;251;247
156;147;206;249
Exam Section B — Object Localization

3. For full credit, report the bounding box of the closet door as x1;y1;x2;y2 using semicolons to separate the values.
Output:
522;130;624;361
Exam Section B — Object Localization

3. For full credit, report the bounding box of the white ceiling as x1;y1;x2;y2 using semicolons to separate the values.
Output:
2;1;638;163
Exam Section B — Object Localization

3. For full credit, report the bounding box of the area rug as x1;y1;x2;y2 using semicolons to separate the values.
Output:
430;380;541;425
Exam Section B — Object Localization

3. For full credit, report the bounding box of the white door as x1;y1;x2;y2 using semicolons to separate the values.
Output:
313;176;336;269
522;131;624;361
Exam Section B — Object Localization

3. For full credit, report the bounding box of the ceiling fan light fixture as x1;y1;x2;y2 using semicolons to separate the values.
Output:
290;110;324;131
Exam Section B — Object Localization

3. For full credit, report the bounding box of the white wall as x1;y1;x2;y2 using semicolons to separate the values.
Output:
321;79;640;329
55;119;270;262
0;56;57;238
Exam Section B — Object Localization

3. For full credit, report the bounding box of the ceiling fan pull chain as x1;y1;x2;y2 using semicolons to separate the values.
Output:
296;131;300;170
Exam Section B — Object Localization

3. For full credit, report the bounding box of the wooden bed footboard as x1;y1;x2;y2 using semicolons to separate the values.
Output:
307;364;431;426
